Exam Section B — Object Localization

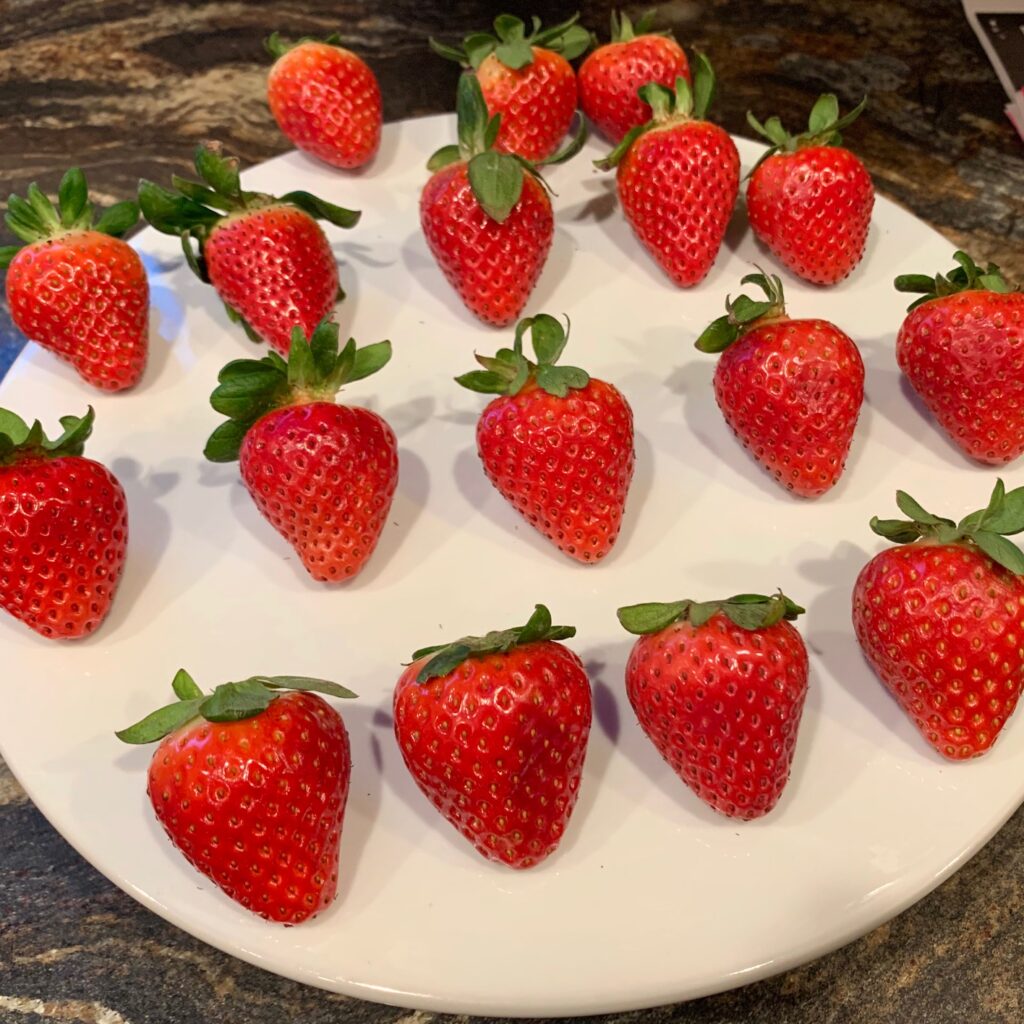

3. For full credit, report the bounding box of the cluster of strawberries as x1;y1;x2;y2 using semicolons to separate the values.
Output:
2;10;1024;927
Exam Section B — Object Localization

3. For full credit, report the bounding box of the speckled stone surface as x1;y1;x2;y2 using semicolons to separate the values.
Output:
2;1;1024;1021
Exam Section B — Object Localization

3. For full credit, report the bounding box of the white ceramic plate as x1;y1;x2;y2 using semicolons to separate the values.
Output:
2;114;1021;1017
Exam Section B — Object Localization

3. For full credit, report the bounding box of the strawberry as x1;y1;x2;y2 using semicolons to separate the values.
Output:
746;94;874;285
852;481;1024;760
578;9;690;143
456;313;634;562
421;74;584;327
1;169;147;391
204;317;397;582
116;669;356;923
393;604;591;868
265;32;382;170
138;144;359;354
430;14;591;162
695;270;865;497
595;56;739;287
617;591;809;820
893;251;1024;465
0;406;127;639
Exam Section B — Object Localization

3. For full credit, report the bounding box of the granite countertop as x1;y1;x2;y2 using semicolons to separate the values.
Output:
2;1;1024;1022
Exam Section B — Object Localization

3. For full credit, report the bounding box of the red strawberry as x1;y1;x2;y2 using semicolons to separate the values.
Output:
456;313;634;562
204;317;398;582
618;591;809;820
393;604;592;868
893;251;1024;465
138;144;359;354
852;481;1024;759
265;32;382;170
0;406;127;639
421;75;584;327
695;270;864;497
746;94;874;285
578;9;690;143
2;169;147;391
116;670;356;923
596;56;739;287
430;14;590;162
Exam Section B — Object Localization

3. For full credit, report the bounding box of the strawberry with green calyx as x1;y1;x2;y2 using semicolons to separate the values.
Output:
893;251;1024;465
695;270;864;498
2;168;148;391
853;480;1024;760
746;94;873;285
596;56;739;287
204;316;398;583
422;74;585;327
117;669;356;924
578;9;691;143
138;144;359;355
456;313;634;562
393;604;592;868
0;406;128;639
618;591;809;820
430;13;591;162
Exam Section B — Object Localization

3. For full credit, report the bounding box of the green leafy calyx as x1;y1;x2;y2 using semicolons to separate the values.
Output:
115;668;357;745
595;54;714;170
894;250;1016;312
609;9;672;43
455;313;589;398
0;168;139;269
264;30;345;60
870;479;1024;575
617;591;804;635
747;93;867;168
0;406;94;467
204;316;392;463
413;604;576;683
695;269;787;353
429;13;591;71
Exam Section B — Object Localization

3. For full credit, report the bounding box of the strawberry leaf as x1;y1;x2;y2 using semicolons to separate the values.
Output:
256;676;358;699
115;698;205;745
463;33;497;69
618;593;801;635
57;168;89;228
349;341;393;382
467;151;523;223
895;490;949;526
279;190;361;228
93;201;140;238
972;531;1024;575
172;669;203;701
807;93;840;134
427;144;462;172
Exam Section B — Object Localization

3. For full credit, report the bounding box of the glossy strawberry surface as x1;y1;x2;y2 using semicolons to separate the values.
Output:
579;35;690;142
6;230;148;391
420;161;553;326
476;49;577;161
896;290;1024;465
393;641;592;868
617;120;739;287
712;317;864;497
204;206;339;355
476;378;634;562
747;146;874;285
625;613;809;819
0;454;127;639
267;41;382;169
147;691;351;923
240;401;398;582
853;542;1024;759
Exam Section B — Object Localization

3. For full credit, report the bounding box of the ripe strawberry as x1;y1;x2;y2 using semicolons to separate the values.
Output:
393;604;591;868
265;32;382;169
578;9;690;143
852;481;1024;760
456;313;634;562
596;56;739;287
2;169;147;391
695;270;865;497
746;94;874;285
0;406;127;639
421;74;584;327
116;669;356;923
204;317;398;582
617;591;809;820
138;144;359;354
430;14;591;162
893;251;1024;465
